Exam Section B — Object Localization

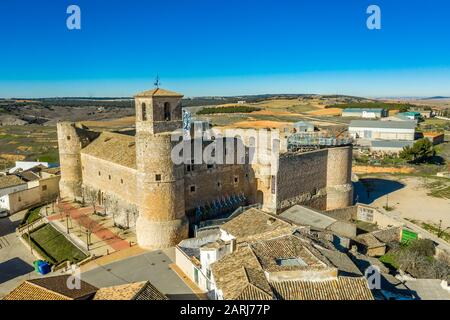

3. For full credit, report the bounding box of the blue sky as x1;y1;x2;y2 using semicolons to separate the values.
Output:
0;0;449;97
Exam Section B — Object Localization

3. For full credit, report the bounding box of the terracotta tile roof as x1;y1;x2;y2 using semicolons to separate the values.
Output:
81;132;136;169
220;208;294;243
250;235;331;273
3;275;98;300
211;246;272;300
3;282;71;300
270;277;374;300
93;281;167;300
0;175;26;189
135;88;184;98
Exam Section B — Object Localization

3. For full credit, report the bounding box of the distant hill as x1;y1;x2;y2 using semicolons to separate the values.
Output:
421;96;450;100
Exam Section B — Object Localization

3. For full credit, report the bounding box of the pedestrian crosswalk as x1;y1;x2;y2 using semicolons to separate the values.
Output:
0;236;11;250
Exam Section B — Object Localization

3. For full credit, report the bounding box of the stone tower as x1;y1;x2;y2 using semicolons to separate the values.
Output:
57;122;96;201
134;88;189;249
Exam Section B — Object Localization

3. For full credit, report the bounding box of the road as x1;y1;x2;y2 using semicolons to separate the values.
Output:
0;211;36;298
81;248;198;300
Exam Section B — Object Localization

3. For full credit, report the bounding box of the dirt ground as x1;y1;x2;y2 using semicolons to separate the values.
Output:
224;120;292;129
353;165;416;174
307;108;342;116
355;174;450;228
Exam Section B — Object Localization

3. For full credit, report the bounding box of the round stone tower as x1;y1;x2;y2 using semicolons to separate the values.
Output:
134;88;188;249
326;146;354;210
57;122;85;201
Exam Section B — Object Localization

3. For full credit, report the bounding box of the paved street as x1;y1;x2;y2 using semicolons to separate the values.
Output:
81;248;198;299
0;211;36;298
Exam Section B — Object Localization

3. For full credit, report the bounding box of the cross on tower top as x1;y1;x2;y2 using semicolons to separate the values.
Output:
154;74;161;88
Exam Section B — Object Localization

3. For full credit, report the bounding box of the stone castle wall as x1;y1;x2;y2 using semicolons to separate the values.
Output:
276;149;329;212
184;163;255;211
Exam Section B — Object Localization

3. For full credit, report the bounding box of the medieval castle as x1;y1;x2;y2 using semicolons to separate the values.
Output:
57;88;353;249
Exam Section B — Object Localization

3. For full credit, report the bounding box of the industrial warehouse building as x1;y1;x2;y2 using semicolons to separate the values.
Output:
348;120;416;141
342;108;388;119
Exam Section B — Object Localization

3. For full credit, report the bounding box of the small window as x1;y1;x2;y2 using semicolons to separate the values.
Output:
67;136;71;140
142;103;147;121
121;179;124;184
164;102;171;121
217;181;221;187
234;176;239;183
42;185;47;191
98;171;101;176
207;164;213;169
18;197;22;202
155;174;161;181
109;175;111;180
186;165;192;172
190;185;196;193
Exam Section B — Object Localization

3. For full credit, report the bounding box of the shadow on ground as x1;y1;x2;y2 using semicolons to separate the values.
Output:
353;178;405;204
0;217;20;237
0;257;34;284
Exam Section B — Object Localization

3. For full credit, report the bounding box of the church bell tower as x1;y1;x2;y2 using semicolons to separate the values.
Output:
134;87;188;249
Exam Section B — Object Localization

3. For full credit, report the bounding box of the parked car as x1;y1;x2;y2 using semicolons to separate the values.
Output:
0;208;9;218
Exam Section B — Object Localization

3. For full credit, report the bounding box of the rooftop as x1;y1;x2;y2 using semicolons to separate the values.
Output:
349;120;416;130
81;131;136;169
134;87;184;98
3;275;98;300
0;175;26;189
270;277;374;300
220;208;295;243
210;233;373;300
279;205;337;230
249;234;330;273
93;281;167;300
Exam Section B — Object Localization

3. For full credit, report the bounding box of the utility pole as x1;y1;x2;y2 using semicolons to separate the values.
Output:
385;194;389;209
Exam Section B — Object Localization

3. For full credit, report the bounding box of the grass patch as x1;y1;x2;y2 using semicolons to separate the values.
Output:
19;206;43;227
421;223;450;242
28;224;87;265
379;252;399;270
197;106;261;115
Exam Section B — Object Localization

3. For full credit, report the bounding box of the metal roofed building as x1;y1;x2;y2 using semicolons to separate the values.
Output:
348;120;416;141
342;108;388;119
279;205;356;238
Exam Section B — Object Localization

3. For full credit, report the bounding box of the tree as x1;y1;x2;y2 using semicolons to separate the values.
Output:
83;186;98;214
400;139;435;163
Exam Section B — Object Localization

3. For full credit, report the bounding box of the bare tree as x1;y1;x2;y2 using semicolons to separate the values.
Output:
83;186;98;214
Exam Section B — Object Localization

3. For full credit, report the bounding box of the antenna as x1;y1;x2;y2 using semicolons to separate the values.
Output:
154;74;161;88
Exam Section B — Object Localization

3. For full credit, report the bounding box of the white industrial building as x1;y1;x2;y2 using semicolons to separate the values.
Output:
348;120;416;141
342;108;388;119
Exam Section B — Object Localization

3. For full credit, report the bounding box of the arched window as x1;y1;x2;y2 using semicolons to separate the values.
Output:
164;102;171;121
142;103;147;121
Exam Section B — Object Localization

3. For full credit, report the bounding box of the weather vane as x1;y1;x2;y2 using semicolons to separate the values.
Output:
154;74;161;88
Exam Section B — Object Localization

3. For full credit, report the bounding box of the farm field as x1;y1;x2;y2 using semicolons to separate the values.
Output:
0;125;58;169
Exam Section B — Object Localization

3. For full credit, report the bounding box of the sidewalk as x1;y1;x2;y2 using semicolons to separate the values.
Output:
43;202;136;257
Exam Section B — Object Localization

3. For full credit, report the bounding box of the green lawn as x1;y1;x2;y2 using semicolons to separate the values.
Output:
19;206;43;227
28;224;87;265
